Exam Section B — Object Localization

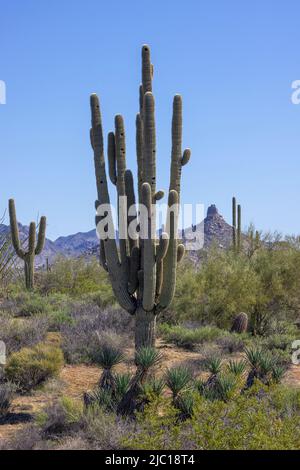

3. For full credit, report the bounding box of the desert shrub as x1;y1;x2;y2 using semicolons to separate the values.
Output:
37;397;83;436
0;314;49;354
17;294;51;317
0;382;15;417
171;242;300;333
61;304;133;364
216;332;248;353
37;257;114;300
158;324;226;349
122;386;300;450
5;342;64;391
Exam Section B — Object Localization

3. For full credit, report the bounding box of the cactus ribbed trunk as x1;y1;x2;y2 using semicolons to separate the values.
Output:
24;256;34;290
135;307;156;349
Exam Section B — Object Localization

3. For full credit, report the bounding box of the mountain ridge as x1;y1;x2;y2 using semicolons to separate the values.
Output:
0;205;233;265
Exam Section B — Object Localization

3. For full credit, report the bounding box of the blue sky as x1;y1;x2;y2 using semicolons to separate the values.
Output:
1;0;300;240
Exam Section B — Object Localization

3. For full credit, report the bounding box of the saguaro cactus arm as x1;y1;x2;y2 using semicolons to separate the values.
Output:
35;216;46;255
8;199;25;259
91;94;136;314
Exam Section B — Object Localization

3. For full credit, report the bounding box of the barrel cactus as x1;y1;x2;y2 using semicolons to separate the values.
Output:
90;45;190;349
231;312;248;334
8;199;46;290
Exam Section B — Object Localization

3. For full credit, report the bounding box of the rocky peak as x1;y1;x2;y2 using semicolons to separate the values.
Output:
206;204;219;218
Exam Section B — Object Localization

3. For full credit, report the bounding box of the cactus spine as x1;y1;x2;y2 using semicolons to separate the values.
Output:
8;199;46;290
90;45;190;349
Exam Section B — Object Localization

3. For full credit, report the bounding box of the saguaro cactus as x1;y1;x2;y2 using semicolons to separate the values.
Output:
90;45;190;349
237;204;242;251
232;197;242;252
232;197;236;249
8;199;46;290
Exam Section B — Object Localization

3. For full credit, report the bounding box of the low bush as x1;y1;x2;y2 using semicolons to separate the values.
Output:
0;382;15;417
122;385;300;449
36;257;114;300
5;342;64;391
0;314;49;354
158;324;228;349
61;304;133;364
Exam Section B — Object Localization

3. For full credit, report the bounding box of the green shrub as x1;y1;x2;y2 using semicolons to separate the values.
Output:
159;324;226;349
37;257;114;299
5;342;64;391
122;387;300;449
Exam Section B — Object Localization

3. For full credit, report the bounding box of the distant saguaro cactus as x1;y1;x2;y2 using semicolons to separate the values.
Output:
237;204;242;251
231;312;248;334
90;45;190;349
8;199;46;290
232;197;242;252
232;197;236;249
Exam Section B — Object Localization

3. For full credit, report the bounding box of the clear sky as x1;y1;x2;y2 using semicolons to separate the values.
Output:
1;0;300;240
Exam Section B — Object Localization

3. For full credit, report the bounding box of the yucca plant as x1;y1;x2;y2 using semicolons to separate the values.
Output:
83;388;115;412
227;359;247;376
135;347;163;373
114;372;131;401
117;347;163;416
258;353;276;379
215;373;238;402
94;344;124;393
195;378;206;395
175;391;195;421
244;347;262;369
244;347;280;387
205;356;222;375
204;356;222;388
271;365;285;384
165;366;193;399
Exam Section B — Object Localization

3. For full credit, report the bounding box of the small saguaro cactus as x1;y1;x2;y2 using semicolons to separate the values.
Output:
8;199;46;290
90;45;190;349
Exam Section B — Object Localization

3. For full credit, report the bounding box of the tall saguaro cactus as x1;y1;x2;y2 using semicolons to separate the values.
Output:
90;45;190;349
8;199;46;290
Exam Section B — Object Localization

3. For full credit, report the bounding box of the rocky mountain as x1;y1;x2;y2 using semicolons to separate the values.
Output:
0;205;234;266
0;223;59;268
183;204;233;250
